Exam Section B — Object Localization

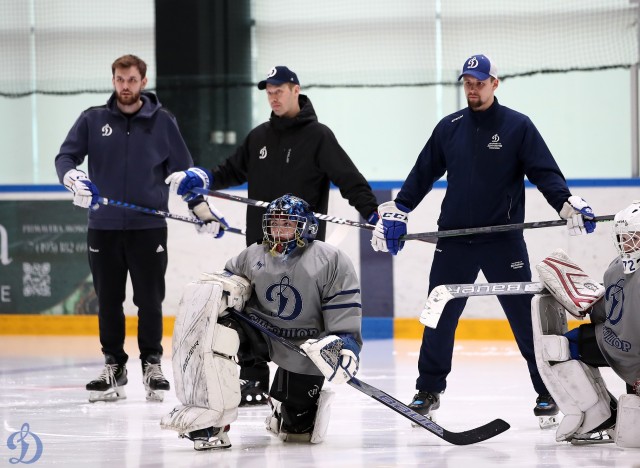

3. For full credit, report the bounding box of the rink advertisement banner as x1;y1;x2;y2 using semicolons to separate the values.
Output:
0;200;96;314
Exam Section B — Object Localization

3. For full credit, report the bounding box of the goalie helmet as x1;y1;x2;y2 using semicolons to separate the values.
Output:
612;201;640;274
262;194;318;257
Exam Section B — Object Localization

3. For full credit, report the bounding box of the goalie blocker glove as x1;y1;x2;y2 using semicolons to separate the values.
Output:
189;200;229;238
165;167;212;202
559;195;596;236
63;169;100;210
300;335;360;384
371;201;410;255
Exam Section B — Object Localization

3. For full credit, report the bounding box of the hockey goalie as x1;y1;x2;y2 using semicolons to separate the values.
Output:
532;202;640;447
160;194;363;450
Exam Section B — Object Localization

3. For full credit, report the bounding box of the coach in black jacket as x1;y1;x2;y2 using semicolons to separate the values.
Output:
166;65;379;404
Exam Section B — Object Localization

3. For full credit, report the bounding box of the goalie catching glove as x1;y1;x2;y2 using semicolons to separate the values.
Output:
189;200;229;238
371;201;411;255
559;195;596;236
535;248;604;318
300;335;360;384
63;169;100;210
165;167;212;202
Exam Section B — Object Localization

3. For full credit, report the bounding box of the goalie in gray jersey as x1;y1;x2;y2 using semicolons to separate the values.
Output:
533;201;640;447
161;194;363;450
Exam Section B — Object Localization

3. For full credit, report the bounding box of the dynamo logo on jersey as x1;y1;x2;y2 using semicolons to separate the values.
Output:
265;275;303;320
605;278;624;326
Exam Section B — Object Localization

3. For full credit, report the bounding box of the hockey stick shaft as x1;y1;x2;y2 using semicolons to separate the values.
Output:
190;187;374;232
403;215;615;241
97;197;245;236
227;309;510;445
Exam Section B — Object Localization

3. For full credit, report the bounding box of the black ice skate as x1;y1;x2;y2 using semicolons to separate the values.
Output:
184;425;232;450
142;354;170;402
86;354;128;402
408;391;441;427
534;395;559;429
239;379;268;406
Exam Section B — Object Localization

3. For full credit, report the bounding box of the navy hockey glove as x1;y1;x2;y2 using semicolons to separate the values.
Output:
371;201;410;255
165;167;212;202
559;196;596;235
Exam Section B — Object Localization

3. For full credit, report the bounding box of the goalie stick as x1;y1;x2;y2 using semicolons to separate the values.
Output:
403;215;615;241
226;308;510;445
97;197;245;236
420;281;554;329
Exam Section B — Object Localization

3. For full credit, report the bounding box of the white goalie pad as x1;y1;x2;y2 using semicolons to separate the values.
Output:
165;279;242;434
200;270;252;312
535;248;604;318
613;394;640;448
532;295;612;442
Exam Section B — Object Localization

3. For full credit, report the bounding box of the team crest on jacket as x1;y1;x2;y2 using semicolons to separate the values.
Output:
101;124;112;137
259;146;267;159
487;134;502;150
265;275;303;320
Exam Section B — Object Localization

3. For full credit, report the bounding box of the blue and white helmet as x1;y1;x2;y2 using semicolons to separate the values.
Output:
262;194;318;257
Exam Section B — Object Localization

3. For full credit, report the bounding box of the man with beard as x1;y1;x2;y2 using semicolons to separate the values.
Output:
370;54;597;428
55;54;225;403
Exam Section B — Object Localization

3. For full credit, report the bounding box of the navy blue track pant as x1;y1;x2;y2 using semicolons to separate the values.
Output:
416;237;548;396
88;228;167;365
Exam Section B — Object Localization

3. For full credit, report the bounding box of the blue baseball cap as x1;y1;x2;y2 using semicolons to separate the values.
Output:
458;55;498;81
257;66;300;90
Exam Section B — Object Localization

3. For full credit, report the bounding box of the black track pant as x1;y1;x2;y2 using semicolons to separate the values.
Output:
88;228;167;365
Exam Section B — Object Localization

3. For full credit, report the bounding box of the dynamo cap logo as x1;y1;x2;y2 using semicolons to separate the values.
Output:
467;57;479;69
267;67;277;78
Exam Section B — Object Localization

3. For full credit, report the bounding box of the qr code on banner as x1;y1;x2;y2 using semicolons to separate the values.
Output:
23;262;51;297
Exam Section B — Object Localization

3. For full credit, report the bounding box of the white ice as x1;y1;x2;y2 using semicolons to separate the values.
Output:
1;336;637;467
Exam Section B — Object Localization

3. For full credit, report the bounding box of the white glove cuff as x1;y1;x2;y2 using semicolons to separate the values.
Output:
63;169;89;192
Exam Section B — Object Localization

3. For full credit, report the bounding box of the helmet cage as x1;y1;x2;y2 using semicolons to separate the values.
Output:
262;195;318;257
612;201;640;274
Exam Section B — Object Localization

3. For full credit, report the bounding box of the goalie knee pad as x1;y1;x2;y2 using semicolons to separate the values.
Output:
199;270;251;313
614;394;640;448
167;279;241;434
532;295;612;441
265;390;334;444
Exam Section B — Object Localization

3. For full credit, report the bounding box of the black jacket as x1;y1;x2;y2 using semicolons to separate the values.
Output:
211;95;378;245
396;98;571;241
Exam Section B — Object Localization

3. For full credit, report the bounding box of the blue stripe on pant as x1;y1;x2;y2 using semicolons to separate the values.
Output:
416;236;549;396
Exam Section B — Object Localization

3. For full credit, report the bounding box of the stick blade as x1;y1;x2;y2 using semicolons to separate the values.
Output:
419;285;453;328
443;418;511;445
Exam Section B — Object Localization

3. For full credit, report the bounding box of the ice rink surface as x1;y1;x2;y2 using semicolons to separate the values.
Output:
1;336;638;468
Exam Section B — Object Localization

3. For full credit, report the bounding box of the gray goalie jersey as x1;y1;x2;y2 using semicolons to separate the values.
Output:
591;257;640;388
224;241;363;377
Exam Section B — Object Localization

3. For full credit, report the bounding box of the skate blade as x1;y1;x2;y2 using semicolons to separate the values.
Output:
193;434;232;451
145;390;164;402
411;411;436;428
538;415;559;429
569;432;614;445
88;387;127;403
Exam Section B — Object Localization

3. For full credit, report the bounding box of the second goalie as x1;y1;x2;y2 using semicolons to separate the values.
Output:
160;194;363;450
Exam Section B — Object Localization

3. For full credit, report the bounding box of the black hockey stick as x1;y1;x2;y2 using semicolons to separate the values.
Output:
402;215;615;241
227;309;510;445
97;197;245;236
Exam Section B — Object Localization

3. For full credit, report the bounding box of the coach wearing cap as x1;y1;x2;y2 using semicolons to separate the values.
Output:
371;53;597;426
165;65;378;406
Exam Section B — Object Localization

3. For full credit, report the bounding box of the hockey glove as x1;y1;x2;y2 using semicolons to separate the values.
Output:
190;200;229;238
300;335;359;384
63;169;100;210
559;195;596;236
165;167;212;202
371;201;410;255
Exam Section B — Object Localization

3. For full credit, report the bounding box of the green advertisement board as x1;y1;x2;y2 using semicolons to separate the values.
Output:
0;200;97;314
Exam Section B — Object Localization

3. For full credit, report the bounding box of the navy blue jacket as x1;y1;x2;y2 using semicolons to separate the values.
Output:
55;91;193;230
396;98;571;241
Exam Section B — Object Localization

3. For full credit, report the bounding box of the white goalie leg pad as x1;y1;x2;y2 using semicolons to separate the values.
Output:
532;295;612;442
166;279;241;434
613;394;640;448
160;404;222;434
200;270;252;312
310;389;335;444
535;248;604;318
